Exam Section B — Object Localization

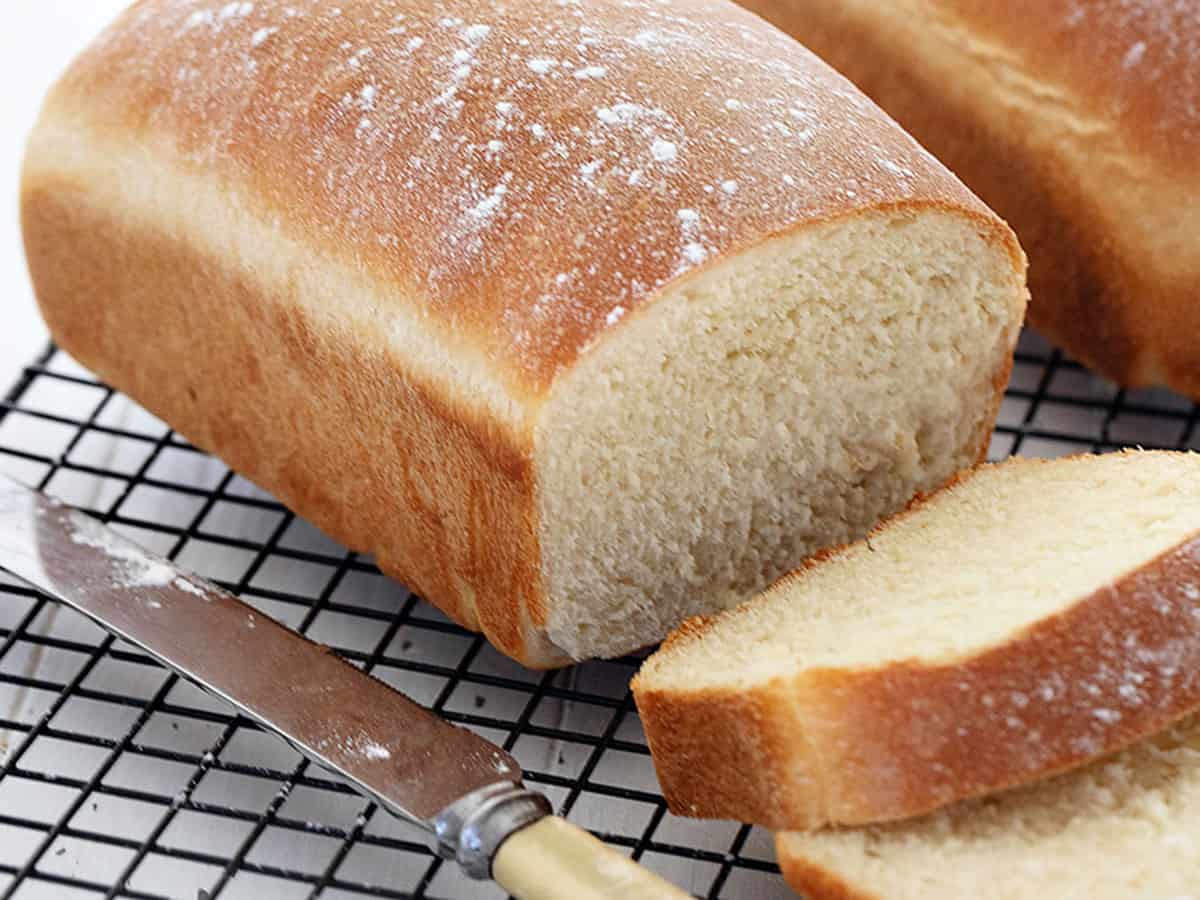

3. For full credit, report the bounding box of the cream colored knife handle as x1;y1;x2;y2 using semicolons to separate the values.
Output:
493;816;692;899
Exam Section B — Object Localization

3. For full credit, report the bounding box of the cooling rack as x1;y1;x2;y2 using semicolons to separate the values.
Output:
0;332;1197;900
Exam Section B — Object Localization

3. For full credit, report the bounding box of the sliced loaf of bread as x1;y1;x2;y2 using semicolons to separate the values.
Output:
777;711;1200;900
632;451;1200;829
21;0;1027;667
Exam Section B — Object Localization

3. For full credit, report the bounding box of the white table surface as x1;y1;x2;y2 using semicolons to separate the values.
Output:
0;2;132;391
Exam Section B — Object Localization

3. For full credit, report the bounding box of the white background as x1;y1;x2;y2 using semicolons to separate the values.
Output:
0;1;131;390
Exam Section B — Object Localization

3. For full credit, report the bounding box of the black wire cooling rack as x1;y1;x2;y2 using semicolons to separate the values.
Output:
0;333;1197;900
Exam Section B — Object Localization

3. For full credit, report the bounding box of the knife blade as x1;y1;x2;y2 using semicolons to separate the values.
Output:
0;474;689;899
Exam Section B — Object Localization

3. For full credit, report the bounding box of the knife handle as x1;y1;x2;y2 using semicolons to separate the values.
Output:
493;815;692;899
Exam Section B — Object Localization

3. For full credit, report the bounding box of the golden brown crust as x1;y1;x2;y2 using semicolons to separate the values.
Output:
634;454;1200;830
806;532;1200;826
24;0;1019;665
22;167;548;663
633;672;817;827
774;838;882;900
55;0;1000;391
739;0;1200;397
935;0;1200;173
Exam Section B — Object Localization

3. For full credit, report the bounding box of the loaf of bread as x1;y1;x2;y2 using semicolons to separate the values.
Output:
634;451;1200;829
22;0;1026;666
777;711;1200;900
737;0;1200;398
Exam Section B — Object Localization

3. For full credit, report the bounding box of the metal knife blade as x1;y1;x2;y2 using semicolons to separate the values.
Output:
0;475;697;897
0;474;521;828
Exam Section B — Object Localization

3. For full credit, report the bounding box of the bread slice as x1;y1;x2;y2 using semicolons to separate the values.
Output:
633;451;1200;829
777;711;1200;900
20;0;1026;665
738;0;1200;398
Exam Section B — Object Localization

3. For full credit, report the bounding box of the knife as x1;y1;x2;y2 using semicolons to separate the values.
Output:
0;475;688;899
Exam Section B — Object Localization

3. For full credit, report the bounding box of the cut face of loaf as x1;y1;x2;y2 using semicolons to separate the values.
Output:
633;451;1200;828
537;211;1020;659
777;712;1200;900
21;0;1026;665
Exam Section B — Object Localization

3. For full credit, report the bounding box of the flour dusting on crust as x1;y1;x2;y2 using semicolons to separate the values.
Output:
75;0;970;386
1051;0;1198;158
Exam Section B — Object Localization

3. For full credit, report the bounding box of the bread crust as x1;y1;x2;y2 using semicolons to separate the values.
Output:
43;0;1009;391
22;0;1021;665
21;165;547;661
774;840;881;900
633;452;1200;829
738;0;1200;396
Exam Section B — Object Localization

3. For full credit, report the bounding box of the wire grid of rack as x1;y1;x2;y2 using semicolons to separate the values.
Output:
0;332;1197;900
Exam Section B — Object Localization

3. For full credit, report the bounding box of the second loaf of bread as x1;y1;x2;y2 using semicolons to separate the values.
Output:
739;0;1200;397
22;0;1027;665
